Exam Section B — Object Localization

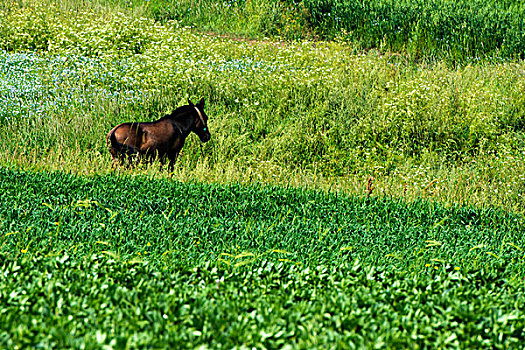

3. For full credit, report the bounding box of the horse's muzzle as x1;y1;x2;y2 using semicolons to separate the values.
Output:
199;133;211;143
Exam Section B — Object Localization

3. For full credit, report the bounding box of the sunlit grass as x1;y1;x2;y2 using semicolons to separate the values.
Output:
1;0;525;215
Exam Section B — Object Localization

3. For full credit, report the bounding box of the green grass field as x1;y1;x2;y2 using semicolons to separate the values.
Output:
2;0;525;347
2;168;525;348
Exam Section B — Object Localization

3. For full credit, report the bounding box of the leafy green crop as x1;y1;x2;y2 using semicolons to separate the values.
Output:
2;253;525;348
1;167;525;347
1;167;524;270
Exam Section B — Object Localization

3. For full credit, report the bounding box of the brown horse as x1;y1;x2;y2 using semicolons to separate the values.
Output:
107;98;211;172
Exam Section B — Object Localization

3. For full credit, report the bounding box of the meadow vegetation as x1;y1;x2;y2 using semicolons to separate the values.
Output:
1;0;525;211
44;0;525;61
1;0;525;347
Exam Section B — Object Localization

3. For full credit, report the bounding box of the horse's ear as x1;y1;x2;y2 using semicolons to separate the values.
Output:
187;99;194;107
198;98;205;108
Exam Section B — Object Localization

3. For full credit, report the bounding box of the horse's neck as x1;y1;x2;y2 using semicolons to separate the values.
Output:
172;110;194;136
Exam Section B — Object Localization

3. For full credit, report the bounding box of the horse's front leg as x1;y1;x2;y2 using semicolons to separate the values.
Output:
158;154;167;172
167;151;180;176
144;150;156;168
127;151;140;169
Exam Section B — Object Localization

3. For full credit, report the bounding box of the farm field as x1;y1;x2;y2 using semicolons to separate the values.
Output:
1;0;525;347
2;168;525;348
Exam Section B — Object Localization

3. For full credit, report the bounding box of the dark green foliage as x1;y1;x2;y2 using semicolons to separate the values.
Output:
1;168;525;347
1;167;524;269
300;0;525;61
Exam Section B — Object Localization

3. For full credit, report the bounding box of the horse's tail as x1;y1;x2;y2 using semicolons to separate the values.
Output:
106;125;119;152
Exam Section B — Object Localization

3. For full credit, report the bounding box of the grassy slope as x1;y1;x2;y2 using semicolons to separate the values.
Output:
1;168;525;348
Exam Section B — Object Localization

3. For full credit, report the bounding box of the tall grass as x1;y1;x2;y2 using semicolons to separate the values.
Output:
301;0;525;61
1;1;525;212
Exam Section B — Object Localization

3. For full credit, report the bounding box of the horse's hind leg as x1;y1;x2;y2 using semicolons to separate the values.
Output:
158;155;167;172
116;154;125;168
109;147;124;170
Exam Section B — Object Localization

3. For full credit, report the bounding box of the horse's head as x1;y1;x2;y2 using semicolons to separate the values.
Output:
189;98;211;143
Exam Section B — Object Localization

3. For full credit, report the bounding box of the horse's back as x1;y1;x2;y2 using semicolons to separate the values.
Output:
139;120;179;151
109;120;179;152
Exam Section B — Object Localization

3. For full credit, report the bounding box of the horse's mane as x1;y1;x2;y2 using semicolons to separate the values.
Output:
158;105;192;122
